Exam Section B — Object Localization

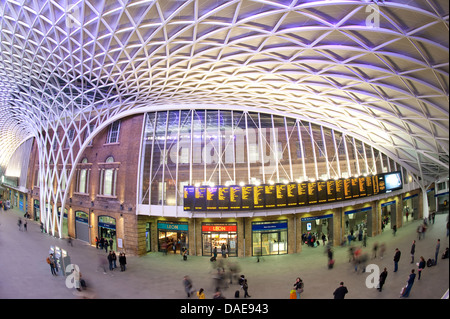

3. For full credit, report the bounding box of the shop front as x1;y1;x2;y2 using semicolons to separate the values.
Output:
345;207;371;240
402;194;418;223
75;211;89;243
202;223;238;257
157;221;188;253
381;200;396;231
252;220;288;256
301;214;333;246
98;216;117;251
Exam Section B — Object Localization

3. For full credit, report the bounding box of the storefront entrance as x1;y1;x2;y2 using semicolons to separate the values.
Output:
98;216;117;251
202;223;237;257
252;221;287;256
157;221;188;254
381;201;396;231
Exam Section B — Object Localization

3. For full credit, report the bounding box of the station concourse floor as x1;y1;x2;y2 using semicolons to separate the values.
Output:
0;207;448;300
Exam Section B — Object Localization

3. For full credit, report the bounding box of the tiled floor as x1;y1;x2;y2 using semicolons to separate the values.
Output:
0;207;448;299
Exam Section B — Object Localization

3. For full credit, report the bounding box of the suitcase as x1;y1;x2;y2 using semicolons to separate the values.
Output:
290;290;297;299
235;290;240;298
328;259;335;269
210;256;216;262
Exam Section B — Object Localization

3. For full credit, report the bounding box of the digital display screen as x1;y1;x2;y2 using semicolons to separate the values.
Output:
218;186;229;210
194;186;207;210
344;179;352;199
377;175;386;193
298;182;308;205
264;185;276;208
241;186;254;209
229;186;241;210
384;171;402;191
335;179;344;201
351;178;360;198
206;187;217;210
358;177;367;197
308;182;318;204
365;176;373;196
182;171;398;211
286;183;298;206
326;180;336;202
317;181;327;203
254;185;265;209
276;184;287;207
372;175;379;195
183;186;195;211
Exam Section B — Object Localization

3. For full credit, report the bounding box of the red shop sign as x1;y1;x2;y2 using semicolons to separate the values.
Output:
202;225;237;232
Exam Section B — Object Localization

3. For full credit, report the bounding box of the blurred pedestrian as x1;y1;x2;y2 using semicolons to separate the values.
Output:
183;275;194;298
435;239;440;265
47;253;57;276
242;279;251;298
410;240;415;263
393;248;401;272
377;267;388;292
119;252;127;271
333;282;348;299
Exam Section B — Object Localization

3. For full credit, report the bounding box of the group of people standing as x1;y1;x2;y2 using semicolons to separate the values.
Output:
107;251;127;272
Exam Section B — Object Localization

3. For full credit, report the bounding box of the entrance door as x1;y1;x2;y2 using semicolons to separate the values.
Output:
261;232;287;255
75;211;89;243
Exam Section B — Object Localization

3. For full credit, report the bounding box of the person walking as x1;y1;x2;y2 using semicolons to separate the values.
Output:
242;279;251;298
333;282;348;299
293;277;304;299
410;240;416;264
401;269;416;298
435;239;440;265
183;275;194;298
378;267;388;292
23;220;27;231
107;251;114;271
119;252;127;271
393;248;401;272
47;253;57;276
417;256;425;280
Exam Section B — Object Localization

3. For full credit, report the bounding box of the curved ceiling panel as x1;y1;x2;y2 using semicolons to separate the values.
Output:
0;0;448;182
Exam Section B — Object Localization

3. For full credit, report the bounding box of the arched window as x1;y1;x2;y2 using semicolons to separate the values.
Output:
100;156;117;196
76;158;90;194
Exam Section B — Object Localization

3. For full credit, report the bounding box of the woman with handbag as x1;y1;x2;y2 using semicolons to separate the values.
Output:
293;277;304;299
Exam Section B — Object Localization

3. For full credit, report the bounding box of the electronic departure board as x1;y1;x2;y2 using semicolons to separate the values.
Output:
344;179;352;199
276;184;287;208
365;176;373;196
264;185;276;208
194;186;207;210
308;182;318;204
351;178;359;198
317;181;327;203
241;186;253;210
218;186;229;210
206;187;217;210
326;180;336;202
286;183;298;207
183;186;195;211
183;171;402;211
358;177;367;197
254;185;265;209
335;179;344;201
229;186;241;210
298;182;308;205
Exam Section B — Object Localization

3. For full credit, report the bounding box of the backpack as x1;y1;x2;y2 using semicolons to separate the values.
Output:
426;258;434;267
46;257;51;264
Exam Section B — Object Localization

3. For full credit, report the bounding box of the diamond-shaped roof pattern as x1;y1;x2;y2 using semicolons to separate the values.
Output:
0;0;448;183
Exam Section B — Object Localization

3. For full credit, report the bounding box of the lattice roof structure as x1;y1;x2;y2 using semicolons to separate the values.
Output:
0;0;448;236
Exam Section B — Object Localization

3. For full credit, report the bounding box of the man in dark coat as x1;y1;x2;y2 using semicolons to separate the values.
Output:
333;282;348;299
393;248;401;272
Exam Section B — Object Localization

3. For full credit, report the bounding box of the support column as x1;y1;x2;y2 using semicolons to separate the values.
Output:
333;207;343;246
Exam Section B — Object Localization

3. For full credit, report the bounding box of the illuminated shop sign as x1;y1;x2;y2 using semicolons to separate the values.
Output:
201;224;237;232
